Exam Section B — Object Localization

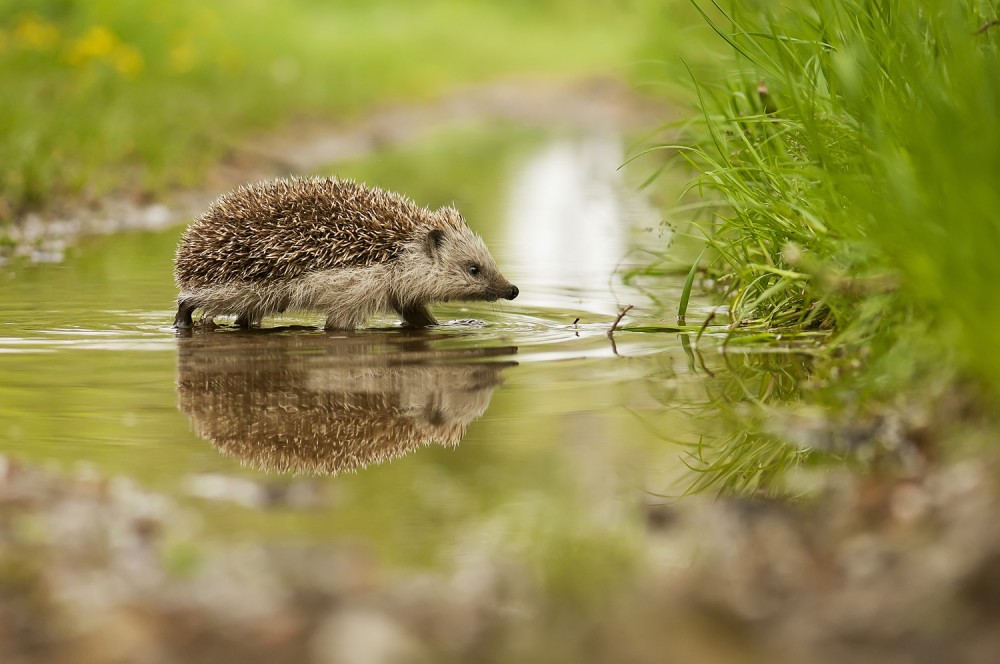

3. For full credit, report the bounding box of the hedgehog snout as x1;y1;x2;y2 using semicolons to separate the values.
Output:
505;285;519;300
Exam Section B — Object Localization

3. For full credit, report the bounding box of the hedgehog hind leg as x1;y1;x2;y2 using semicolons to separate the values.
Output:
235;311;261;329
396;303;438;328
173;298;196;328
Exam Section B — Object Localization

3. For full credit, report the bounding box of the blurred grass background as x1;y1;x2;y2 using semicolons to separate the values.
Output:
0;0;684;219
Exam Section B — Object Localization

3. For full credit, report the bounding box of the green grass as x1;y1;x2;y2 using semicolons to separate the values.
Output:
643;0;1000;399
0;0;647;219
626;0;1000;492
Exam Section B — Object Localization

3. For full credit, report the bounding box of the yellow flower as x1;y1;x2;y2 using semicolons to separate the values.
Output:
69;25;117;62
63;25;143;77
14;13;59;51
113;44;144;78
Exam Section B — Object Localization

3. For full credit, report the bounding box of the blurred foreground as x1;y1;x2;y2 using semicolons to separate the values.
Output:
2;453;999;664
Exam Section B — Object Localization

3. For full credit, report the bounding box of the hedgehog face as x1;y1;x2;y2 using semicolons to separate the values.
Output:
425;214;518;303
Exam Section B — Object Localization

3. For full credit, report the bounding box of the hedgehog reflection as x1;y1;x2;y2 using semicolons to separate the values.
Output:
176;331;516;474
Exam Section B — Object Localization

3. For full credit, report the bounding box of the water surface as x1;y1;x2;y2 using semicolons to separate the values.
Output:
0;127;809;566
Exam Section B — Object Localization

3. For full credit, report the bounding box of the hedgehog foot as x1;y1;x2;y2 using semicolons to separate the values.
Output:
396;303;438;328
174;299;195;328
235;312;258;329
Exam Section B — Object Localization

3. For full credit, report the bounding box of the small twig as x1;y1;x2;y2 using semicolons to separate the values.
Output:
608;333;621;357
695;345;715;377
606;305;634;339
695;309;717;346
572;317;580;326
975;19;999;35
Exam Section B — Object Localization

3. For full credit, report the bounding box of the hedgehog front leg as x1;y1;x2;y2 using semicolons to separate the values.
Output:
396;303;438;328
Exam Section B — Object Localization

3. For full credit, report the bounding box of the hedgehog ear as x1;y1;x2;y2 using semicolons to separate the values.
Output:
425;229;445;261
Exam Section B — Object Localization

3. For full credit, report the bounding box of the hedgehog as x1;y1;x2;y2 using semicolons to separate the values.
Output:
173;176;518;329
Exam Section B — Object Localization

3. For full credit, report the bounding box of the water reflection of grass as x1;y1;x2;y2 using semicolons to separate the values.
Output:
0;1;642;219
644;343;818;496
641;329;963;498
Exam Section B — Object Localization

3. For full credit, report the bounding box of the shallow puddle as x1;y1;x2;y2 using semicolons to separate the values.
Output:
0;127;812;566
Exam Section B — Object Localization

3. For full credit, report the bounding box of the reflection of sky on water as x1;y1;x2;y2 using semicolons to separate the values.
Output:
501;132;661;315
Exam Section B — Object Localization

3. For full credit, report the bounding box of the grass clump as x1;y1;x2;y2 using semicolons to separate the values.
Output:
632;0;1000;491
649;0;1000;398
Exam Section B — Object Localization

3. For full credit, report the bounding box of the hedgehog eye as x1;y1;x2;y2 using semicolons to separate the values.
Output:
468;264;481;276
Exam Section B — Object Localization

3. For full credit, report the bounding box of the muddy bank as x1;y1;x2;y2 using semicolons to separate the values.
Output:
1;453;998;664
1;76;670;265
